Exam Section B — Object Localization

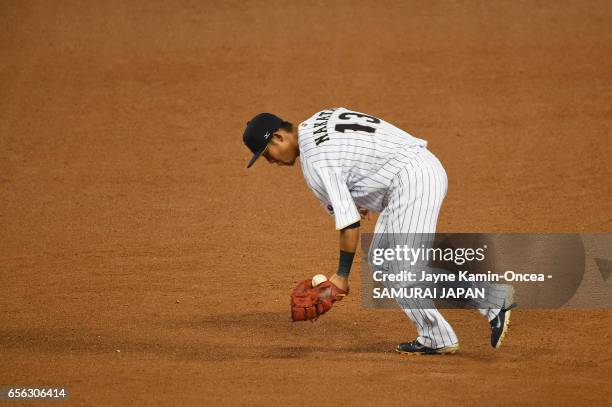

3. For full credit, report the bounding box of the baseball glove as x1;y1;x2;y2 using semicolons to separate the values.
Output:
290;279;348;322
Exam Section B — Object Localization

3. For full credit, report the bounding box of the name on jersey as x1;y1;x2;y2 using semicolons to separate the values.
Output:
312;109;336;146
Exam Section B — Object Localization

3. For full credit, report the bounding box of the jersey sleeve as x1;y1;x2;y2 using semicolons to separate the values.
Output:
315;166;361;230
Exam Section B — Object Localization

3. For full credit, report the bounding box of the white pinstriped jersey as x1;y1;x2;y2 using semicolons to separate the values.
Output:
298;108;507;349
298;107;428;230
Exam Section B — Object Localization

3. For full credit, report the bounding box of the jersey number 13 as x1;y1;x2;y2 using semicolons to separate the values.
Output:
334;112;380;134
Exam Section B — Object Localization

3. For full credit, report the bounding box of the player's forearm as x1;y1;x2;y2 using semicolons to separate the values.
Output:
339;225;360;253
336;222;360;281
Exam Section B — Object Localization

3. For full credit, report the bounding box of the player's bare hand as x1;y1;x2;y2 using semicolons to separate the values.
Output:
329;273;349;293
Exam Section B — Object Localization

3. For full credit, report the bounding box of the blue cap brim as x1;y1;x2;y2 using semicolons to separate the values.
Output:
246;147;265;168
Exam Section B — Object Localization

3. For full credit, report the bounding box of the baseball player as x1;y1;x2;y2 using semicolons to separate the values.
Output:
242;108;516;354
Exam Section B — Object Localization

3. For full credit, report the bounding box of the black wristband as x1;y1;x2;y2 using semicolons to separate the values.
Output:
337;250;355;279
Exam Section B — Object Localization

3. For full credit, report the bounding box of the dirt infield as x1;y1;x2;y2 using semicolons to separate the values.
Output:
1;1;611;405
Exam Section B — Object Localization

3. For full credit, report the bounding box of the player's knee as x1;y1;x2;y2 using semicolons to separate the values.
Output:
367;247;385;270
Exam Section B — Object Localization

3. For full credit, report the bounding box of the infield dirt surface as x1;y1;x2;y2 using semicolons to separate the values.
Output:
1;1;611;406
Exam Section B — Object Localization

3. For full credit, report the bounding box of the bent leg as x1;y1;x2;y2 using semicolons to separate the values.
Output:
369;148;459;348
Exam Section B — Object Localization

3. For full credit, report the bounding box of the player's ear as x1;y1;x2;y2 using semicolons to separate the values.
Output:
272;132;283;142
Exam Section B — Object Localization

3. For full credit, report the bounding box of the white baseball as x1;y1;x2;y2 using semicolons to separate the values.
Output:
311;274;328;287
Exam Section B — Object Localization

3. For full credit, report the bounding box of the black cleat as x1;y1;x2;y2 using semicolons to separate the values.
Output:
396;339;459;355
490;302;517;348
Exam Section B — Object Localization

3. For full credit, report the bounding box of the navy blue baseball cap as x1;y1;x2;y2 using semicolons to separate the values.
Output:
243;113;284;168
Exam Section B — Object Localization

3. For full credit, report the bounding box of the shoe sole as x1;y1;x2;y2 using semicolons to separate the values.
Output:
494;286;516;349
395;344;459;355
494;308;512;349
